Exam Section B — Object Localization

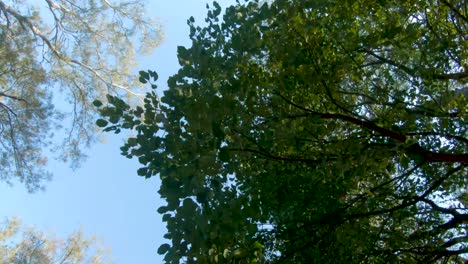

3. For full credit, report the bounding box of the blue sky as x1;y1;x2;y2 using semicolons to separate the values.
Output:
0;0;234;263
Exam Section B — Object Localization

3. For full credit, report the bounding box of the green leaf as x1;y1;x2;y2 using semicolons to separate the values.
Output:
157;243;171;255
252;241;262;250
218;147;230;162
212;121;224;139
148;70;159;81
157;206;168;214
92;100;103;107
139;70;150;84
162;214;172;222
96;119;108;127
137;167;148;176
108;115;120;124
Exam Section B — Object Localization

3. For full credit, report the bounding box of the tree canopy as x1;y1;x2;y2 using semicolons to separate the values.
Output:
98;0;467;263
0;0;162;191
0;217;111;263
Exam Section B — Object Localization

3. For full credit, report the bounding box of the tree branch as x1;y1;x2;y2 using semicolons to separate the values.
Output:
276;93;468;163
421;198;465;217
228;147;327;165
0;92;27;103
0;0;144;97
440;0;468;24
406;132;468;144
346;165;464;219
365;48;468;82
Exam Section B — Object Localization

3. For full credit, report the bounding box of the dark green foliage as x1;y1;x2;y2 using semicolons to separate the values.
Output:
99;0;468;263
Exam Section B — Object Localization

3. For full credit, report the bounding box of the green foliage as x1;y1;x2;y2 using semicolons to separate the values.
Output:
99;0;468;263
0;0;162;191
96;119;109;128
158;243;171;255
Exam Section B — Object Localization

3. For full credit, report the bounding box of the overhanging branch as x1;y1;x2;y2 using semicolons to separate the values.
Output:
276;92;468;163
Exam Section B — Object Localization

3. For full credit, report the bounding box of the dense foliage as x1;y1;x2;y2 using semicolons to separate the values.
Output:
98;0;467;263
0;0;161;191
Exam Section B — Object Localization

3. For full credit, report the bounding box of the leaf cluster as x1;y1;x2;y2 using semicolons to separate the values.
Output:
99;0;468;263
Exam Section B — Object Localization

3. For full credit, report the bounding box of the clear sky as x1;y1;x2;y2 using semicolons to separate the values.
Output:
0;0;234;263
